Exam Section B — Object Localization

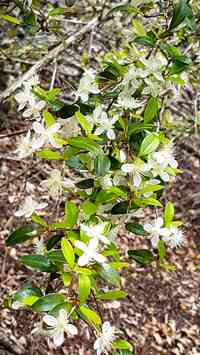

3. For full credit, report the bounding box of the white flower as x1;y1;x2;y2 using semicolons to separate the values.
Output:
163;226;185;248
41;169;74;199
94;113;118;140
43;309;78;346
75;238;107;266
151;143;178;169
94;321;116;355
117;90;143;110
76;69;100;102
23;97;46;120
121;159;149;187
34;238;46;255
148;157;171;182
15;85;33;111
58;117;79;139
81;222;110;244
15;196;47;218
15;131;35;159
32;121;62;149
144;217;170;248
140;57;164;81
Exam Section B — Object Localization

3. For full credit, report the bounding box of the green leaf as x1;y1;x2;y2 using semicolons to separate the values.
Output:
134;35;156;47
78;274;91;304
128;249;154;264
6;225;38;246
94;155;111;176
64;201;78;229
134;197;162;207
37;150;63;160
111;202;130;215
43;111;55;127
82;200;97;218
58;104;79;118
68;137;103;155
158;239;166;263
169;0;189;29
126;223;148;236
128;122;153;136
62;272;72;287
48;7;66;16
75;111;92;135
79;306;102;326
76;178;94;189
46;235;62;250
164;201;174;226
110;4;140;14
112;339;133;351
96;290;127;300
13;282;42;303
132;19;146;36
144;97;160;123
0;15;22;25
48;250;65;263
61;238;75;269
32;293;65;312
31;214;48;228
21;255;56;272
139;133;159;157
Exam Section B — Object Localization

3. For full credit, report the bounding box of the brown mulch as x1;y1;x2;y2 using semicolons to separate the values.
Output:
0;130;200;355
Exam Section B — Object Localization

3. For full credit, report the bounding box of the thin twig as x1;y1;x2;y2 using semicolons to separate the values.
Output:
0;18;98;102
0;129;28;139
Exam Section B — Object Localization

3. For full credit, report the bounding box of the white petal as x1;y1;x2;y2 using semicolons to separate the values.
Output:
143;223;152;233
75;240;88;253
48;123;61;133
78;253;90;266
32;136;45;150
65;324;78;335
53;331;65;346
151;235;159;248
121;164;134;173
43;315;57;327
94;127;104;136
107;129;115;140
33;122;44;134
133;173;142;187
155;217;163;228
14;209;24;217
93;252;107;264
88;237;99;250
160;171;169;182
35;202;48;210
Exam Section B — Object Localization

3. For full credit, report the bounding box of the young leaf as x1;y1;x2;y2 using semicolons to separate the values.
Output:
128;249;154;265
6;225;38;246
0;15;22;25
61;238;75;269
37;150;63;160
96;290;127;300
112;339;133;351
158;239;166;263
79;306;102;326
139;134;159;157
82;200;98;218
75;111;92;135
64;201;78;229
78;274;91;304
164;201;174;226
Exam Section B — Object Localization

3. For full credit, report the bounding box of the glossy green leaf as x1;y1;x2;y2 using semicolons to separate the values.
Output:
79;306;102;326
144;97;160;123
75;111;92;135
6;225;38;246
139;133;159;157
68;137;103;155
31;214;48;227
78;274;91;304
61;238;75;269
82;200;97;218
21;255;56;272
128;249;154;264
1;15;22;25
158;239;166;263
46;235;62;250
76;178;94;189
126;223;148;236
32;293;65;312
64;201;78;229
170;0;189;29
96;290;127;300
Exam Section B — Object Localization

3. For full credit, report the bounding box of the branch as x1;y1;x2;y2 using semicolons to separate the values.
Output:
0;18;97;102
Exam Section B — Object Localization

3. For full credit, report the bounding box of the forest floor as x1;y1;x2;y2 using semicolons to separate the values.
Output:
0;121;200;355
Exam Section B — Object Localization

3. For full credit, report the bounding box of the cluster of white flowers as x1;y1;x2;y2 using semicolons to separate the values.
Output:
76;69;100;102
144;217;184;249
75;222;110;266
15;196;47;218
